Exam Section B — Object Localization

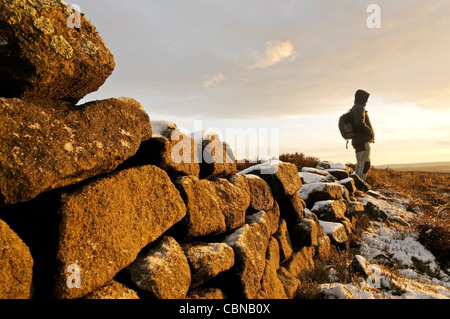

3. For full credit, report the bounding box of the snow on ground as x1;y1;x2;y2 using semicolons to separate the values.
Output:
346;221;450;299
324;192;450;299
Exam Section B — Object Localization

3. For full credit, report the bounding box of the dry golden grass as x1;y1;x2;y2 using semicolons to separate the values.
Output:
235;152;320;172
278;153;320;170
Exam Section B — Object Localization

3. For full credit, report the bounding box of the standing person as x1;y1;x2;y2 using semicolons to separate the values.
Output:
351;89;375;180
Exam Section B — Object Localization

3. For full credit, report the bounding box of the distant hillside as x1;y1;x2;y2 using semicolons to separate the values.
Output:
375;162;450;173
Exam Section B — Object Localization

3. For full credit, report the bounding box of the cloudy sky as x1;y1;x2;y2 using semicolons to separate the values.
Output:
76;0;450;165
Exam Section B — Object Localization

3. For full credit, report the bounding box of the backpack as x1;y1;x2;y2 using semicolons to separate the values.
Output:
338;109;354;148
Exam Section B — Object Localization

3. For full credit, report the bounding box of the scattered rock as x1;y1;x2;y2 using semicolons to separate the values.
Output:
0;97;151;206
319;220;348;246
349;255;372;279
363;200;389;221
128;236;191;299
367;190;387;199
373;253;393;266
54;165;186;299
319;283;355;299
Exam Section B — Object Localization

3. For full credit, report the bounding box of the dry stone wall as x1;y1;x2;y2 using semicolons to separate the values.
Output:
0;1;374;300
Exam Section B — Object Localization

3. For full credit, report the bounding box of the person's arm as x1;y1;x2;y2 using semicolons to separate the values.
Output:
353;106;372;135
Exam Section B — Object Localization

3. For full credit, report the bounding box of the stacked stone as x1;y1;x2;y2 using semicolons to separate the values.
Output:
0;1;375;301
0;1;319;300
298;161;367;251
1;0;149;299
233;160;321;299
0;1;179;299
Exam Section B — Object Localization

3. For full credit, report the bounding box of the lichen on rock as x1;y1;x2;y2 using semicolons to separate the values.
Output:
36;0;62;12
50;35;73;59
33;16;54;34
0;0;115;102
82;41;98;56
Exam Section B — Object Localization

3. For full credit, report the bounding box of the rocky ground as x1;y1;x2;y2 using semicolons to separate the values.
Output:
316;174;450;299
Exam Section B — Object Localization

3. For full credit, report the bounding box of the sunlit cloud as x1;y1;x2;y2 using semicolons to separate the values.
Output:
203;73;225;88
249;40;295;69
74;0;450;164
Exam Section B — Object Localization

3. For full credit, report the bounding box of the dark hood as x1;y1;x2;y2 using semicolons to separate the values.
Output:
355;89;370;106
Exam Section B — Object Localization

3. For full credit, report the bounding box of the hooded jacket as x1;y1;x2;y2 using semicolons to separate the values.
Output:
351;90;375;152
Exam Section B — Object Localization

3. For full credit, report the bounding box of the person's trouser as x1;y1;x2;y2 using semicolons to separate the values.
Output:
355;142;371;180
